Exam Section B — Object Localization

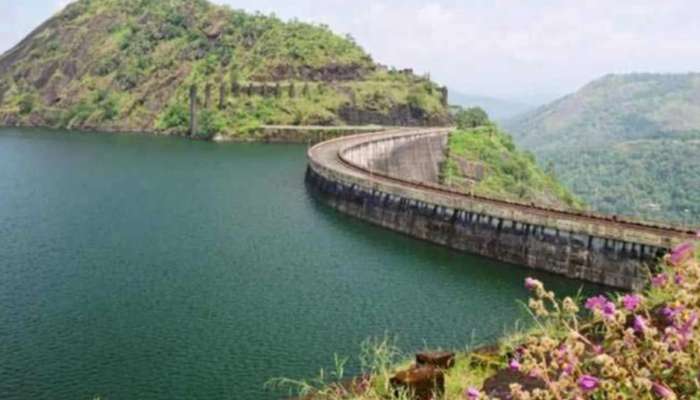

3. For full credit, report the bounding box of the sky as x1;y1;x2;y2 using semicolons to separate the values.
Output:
1;0;700;103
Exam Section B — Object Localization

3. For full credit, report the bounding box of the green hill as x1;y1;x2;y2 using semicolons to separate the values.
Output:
505;73;700;225
449;91;533;121
441;124;582;210
0;0;450;139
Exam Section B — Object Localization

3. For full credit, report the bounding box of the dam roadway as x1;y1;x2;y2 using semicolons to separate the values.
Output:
307;127;696;289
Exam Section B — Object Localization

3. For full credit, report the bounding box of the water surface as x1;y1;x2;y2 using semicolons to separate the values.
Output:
0;128;601;399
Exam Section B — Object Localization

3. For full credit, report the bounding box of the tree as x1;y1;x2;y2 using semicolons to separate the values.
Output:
456;107;490;129
18;94;34;115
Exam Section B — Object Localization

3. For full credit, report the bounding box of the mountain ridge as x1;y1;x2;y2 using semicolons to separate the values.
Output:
449;91;533;121
0;0;450;138
505;72;700;225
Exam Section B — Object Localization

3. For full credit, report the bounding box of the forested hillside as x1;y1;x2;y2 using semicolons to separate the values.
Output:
448;91;533;121
506;73;700;225
0;0;450;139
442;109;582;210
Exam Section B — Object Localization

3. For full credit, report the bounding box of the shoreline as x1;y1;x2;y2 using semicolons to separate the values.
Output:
0;122;391;144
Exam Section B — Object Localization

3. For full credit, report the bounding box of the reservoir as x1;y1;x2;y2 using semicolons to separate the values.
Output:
0;128;600;399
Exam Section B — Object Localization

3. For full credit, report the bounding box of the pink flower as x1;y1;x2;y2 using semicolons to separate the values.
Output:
622;294;642;311
602;301;617;318
651;274;668;288
586;295;616;319
633;315;648;333
652;382;675;398
578;375;599;392
674;273;684;285
509;358;521;371
661;306;682;320
464;387;480;399
664;311;698;350
678;311;698;337
670;242;694;265
585;295;608;311
525;277;538;290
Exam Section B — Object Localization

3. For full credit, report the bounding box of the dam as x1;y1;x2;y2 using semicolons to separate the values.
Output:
306;128;697;290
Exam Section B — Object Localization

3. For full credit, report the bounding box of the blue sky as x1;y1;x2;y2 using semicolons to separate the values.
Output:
2;0;700;102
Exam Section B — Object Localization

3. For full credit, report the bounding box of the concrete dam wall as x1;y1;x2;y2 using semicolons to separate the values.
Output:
342;131;447;183
306;128;696;290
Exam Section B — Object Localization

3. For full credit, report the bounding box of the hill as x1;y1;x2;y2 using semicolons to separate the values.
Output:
441;124;582;210
0;0;450;139
505;73;700;225
449;91;532;121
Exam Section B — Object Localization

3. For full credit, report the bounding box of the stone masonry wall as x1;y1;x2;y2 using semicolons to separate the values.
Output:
306;168;660;290
305;129;696;290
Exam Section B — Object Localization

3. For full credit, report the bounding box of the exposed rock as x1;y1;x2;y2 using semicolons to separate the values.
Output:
482;369;546;399
416;351;456;370
34;61;59;89
339;104;450;127
61;60;78;80
42;84;61;105
267;63;371;82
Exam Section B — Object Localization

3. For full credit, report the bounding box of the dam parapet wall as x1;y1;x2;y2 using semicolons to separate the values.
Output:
306;128;696;290
341;131;448;183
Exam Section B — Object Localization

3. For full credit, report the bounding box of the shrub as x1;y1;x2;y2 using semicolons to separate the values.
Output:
467;241;700;400
196;109;226;139
115;63;143;90
456;107;490;129
18;94;34;115
61;100;95;127
157;102;189;132
92;90;118;121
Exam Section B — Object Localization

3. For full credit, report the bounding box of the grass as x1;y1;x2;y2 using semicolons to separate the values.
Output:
441;125;583;210
284;241;700;399
0;0;450;135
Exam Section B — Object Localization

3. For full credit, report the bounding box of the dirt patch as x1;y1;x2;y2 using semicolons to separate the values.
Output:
482;369;546;399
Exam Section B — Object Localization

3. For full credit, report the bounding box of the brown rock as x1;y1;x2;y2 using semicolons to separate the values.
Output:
482;369;545;400
390;365;444;400
416;351;456;370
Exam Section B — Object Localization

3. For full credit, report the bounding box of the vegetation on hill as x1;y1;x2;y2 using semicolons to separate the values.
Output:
441;109;582;210
449;91;533;122
276;241;700;400
0;0;450;139
505;73;700;225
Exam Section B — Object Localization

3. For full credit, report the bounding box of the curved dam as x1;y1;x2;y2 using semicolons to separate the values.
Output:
306;128;696;290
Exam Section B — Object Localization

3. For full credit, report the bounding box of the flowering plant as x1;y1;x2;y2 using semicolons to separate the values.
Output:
465;241;700;399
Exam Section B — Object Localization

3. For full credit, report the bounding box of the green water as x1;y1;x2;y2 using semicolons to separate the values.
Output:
0;128;601;399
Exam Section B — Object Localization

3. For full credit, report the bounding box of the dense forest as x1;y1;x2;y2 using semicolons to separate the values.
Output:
506;73;700;226
0;0;450;139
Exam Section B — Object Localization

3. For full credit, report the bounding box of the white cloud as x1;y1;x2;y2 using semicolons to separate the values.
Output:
253;0;700;100
3;0;700;101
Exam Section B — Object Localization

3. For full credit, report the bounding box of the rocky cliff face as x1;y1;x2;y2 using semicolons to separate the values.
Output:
0;0;451;137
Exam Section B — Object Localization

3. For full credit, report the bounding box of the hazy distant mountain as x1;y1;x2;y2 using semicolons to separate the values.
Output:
449;91;534;121
505;73;700;225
